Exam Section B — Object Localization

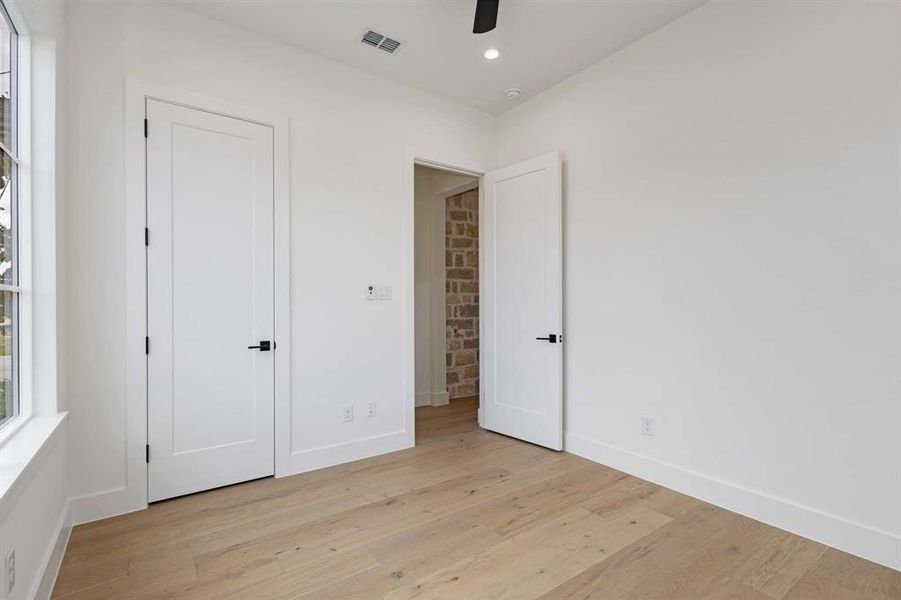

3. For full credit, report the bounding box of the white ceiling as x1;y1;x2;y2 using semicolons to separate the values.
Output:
166;0;704;114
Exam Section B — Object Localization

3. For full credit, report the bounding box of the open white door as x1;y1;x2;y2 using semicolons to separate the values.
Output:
482;151;563;450
146;99;275;502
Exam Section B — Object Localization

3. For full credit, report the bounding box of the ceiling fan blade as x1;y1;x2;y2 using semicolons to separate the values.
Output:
473;0;499;34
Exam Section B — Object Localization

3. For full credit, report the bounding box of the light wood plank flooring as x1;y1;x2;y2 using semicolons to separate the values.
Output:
53;397;899;599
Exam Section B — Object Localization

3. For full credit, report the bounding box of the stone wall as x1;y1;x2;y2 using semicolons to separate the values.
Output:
446;188;479;399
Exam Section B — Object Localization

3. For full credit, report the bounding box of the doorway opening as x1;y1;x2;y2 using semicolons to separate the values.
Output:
413;163;481;443
409;151;563;451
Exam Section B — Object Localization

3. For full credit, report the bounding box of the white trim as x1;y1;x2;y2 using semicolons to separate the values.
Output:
427;192;446;405
565;432;901;571
280;430;409;475
69;486;138;526
436;180;479;199
429;391;449;407
123;78;149;517
31;499;70;600
476;180;485;430
124;78;291;515
415;391;449;408
414;158;482;178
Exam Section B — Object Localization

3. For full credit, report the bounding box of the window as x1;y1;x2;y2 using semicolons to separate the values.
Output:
0;1;17;429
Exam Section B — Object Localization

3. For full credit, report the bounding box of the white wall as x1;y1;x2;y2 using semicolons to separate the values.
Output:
414;166;476;407
498;0;900;569
65;1;495;517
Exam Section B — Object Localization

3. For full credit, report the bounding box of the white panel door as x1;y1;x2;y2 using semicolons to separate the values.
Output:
147;99;275;502
482;151;563;450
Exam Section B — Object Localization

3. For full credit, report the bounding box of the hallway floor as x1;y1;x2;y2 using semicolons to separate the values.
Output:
53;397;899;599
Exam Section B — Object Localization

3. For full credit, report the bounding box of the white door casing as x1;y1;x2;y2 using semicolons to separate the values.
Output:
482;151;563;450
146;99;275;502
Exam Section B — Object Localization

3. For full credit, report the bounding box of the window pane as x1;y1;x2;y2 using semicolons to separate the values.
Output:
0;1;15;429
0;290;16;426
0;152;12;285
0;8;12;152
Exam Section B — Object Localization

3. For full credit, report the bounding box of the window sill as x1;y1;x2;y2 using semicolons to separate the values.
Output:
0;412;67;521
0;413;31;448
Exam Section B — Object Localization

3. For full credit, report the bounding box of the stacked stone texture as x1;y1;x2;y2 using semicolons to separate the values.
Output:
445;188;479;399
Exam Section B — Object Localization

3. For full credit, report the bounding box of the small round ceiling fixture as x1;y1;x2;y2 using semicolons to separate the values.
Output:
504;88;522;101
483;48;500;60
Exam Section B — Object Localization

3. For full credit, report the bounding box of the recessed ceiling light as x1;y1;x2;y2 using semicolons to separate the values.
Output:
483;48;500;60
504;88;522;101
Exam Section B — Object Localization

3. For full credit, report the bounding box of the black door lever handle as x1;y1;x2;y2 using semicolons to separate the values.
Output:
248;340;273;351
535;334;558;343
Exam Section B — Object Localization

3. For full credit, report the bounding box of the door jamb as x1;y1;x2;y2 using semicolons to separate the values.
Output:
116;78;291;520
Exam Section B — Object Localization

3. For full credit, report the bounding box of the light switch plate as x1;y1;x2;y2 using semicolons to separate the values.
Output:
376;285;392;300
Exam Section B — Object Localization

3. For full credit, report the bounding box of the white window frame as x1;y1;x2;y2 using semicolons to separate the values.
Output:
0;0;33;440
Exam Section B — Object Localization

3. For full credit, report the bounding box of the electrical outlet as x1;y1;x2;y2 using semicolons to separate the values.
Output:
641;416;655;437
6;549;15;594
367;402;376;418
342;405;354;422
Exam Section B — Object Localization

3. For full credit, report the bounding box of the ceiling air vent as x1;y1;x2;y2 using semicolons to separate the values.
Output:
361;29;402;54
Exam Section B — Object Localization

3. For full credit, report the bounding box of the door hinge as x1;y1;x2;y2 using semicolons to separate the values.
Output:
145;336;150;355
144;118;148;138
145;444;150;463
144;227;149;247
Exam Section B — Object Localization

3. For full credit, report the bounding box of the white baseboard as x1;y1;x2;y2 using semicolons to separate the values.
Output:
69;486;145;526
416;391;449;407
277;430;411;477
72;432;413;524
31;499;71;600
565;432;901;571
